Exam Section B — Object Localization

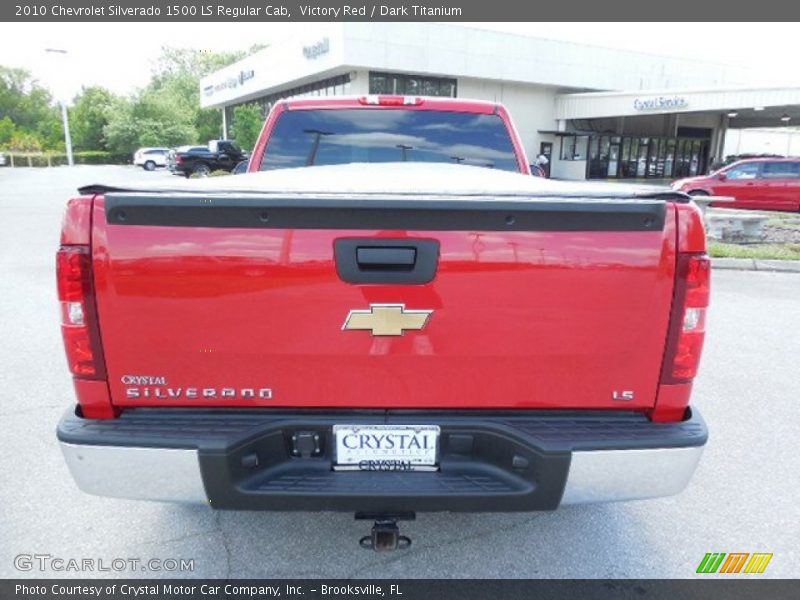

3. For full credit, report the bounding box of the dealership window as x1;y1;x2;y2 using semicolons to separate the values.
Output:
664;139;676;176
588;136;614;178
560;136;588;160
647;139;662;177
369;71;457;97
636;138;649;177
585;134;710;180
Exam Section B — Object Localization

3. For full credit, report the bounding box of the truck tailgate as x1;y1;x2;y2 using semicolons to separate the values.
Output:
91;193;677;411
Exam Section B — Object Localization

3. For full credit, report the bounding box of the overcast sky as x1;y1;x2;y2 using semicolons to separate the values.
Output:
1;22;798;100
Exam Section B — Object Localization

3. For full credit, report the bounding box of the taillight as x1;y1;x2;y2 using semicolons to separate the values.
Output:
57;245;106;379
175;154;183;164
358;95;423;106
661;253;710;383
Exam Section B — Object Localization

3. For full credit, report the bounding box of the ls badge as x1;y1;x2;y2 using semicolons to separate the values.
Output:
342;304;433;336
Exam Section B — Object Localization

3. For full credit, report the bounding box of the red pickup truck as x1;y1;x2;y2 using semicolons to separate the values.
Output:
57;97;709;550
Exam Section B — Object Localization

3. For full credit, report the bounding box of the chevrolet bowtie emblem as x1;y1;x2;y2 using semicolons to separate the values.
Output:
342;304;433;336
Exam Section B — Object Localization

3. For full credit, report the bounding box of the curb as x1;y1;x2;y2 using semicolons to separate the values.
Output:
711;258;800;273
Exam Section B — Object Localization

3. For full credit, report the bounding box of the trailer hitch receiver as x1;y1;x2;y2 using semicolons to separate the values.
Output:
356;513;414;551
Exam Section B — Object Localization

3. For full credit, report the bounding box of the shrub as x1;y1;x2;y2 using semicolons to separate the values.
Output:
189;169;231;179
72;151;130;165
1;150;130;167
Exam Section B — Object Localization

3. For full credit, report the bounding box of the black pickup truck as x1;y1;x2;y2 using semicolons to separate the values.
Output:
168;140;248;177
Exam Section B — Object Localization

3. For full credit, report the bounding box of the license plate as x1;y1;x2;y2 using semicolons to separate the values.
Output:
333;425;440;471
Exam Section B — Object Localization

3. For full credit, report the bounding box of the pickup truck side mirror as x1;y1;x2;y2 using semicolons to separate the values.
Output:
717;172;727;181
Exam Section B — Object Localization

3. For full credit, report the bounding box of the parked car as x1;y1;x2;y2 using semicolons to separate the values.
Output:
0;152;7;166
133;147;170;171
169;140;248;177
166;145;207;173
672;157;800;211
57;97;709;551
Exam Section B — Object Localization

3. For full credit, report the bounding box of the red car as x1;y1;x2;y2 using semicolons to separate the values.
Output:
672;157;800;212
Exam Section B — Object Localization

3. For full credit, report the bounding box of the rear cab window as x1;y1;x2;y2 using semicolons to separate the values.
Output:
259;108;521;172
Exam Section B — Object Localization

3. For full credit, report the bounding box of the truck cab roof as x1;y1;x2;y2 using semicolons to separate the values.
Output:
281;95;500;114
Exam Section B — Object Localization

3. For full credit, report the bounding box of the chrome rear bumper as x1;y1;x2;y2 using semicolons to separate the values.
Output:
60;441;703;506
58;407;707;509
60;443;207;504
561;446;703;504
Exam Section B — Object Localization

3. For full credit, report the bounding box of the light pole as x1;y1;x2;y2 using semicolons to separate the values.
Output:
396;144;413;161
303;129;333;166
45;48;74;166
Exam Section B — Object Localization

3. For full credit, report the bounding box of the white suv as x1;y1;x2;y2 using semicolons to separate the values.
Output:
133;147;169;171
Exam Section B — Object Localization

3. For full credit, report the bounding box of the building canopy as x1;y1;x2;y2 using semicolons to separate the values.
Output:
556;86;800;128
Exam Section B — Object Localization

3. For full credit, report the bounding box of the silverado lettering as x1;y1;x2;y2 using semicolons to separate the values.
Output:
56;97;709;542
124;387;273;399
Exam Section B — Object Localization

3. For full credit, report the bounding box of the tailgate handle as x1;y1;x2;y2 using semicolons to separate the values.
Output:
357;247;417;269
335;239;439;284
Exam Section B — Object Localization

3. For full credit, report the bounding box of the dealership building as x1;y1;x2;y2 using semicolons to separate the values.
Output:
200;23;800;180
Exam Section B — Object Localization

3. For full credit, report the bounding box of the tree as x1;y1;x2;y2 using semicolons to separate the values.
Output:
0;66;62;150
104;93;195;155
152;45;266;80
196;107;223;143
132;74;199;146
8;131;42;152
101;46;266;154
2;45;265;154
103;98;141;155
0;115;15;147
69;86;115;151
230;104;263;151
150;45;267;144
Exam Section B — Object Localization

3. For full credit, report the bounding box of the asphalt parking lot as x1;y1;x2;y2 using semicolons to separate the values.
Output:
0;165;797;579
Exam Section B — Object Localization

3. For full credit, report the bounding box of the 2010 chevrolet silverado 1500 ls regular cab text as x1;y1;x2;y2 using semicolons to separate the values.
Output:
57;96;709;550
